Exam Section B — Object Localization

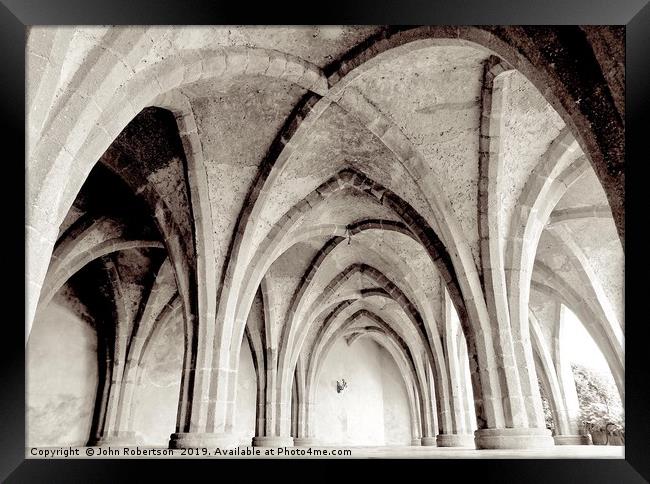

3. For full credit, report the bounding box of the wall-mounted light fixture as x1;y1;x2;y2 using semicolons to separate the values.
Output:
336;378;348;393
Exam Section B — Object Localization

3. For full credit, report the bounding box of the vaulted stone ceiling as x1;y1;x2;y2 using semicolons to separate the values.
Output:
27;26;624;449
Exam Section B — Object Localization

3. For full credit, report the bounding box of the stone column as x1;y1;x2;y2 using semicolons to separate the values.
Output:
168;319;240;448
409;384;423;446
92;261;179;448
249;285;294;448
458;332;477;433
435;290;475;448
416;359;438;446
86;327;116;446
88;359;138;447
87;260;140;448
251;365;295;449
249;349;294;447
293;372;319;446
168;107;239;449
103;359;140;447
419;364;438;447
293;399;319;446
472;57;553;449
167;260;239;448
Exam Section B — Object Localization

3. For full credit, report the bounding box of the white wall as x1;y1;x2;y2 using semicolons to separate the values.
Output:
27;301;97;447
314;338;411;446
28;301;259;447
27;302;408;447
379;348;411;445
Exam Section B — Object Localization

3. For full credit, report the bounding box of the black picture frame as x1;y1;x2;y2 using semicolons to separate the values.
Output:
2;0;648;481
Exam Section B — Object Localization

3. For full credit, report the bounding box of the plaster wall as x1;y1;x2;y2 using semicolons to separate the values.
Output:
26;301;97;447
27;301;257;447
314;338;411;445
379;346;412;445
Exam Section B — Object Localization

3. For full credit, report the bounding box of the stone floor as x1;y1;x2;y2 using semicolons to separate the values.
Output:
27;445;624;459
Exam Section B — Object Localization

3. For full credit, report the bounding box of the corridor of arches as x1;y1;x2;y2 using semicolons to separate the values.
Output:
26;25;624;455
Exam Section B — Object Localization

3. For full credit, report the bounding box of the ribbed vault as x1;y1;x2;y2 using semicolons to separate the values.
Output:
27;26;624;451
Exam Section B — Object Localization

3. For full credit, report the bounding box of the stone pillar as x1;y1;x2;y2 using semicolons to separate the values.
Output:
107;360;140;445
86;328;113;446
409;385;423;446
435;290;476;448
168;297;239;449
249;287;294;448
168;110;239;449
471;57;554;449
418;362;438;444
291;376;299;439
291;361;310;446
420;436;437;446
474;428;553;449
458;333;477;433
294;395;319;446
436;434;475;447
249;348;295;447
87;305;139;447
169;339;240;449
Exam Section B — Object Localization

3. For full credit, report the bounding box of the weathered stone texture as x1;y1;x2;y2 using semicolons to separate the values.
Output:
26;26;624;453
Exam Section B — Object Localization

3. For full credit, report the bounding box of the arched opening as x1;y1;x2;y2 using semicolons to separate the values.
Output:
313;337;411;446
27;107;188;448
559;305;624;445
26;26;624;456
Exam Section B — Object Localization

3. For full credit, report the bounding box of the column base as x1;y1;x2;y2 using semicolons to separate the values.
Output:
474;428;554;449
436;434;475;448
169;432;238;449
410;438;422;446
293;437;319;447
420;436;437;446
252;436;295;447
554;434;593;445
88;431;137;447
